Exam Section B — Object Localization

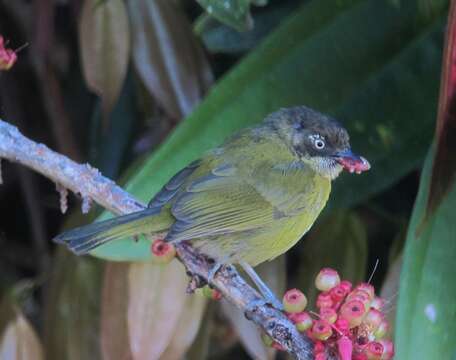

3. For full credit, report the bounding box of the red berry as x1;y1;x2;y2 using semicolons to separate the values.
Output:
288;311;313;332
314;341;325;354
271;341;285;351
202;285;222;300
339;280;353;293
330;284;348;302
365;341;384;359
320;307;337;324
311;320;333;341
282;288;308;313
340;300;367;328
151;239;176;263
378;339;395;359
316;293;333;309
315;268;341;291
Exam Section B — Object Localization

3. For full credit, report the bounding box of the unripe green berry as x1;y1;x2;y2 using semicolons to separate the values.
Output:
261;333;273;347
288;311;313;332
315;268;341;291
151;239;176;263
282;288;308;313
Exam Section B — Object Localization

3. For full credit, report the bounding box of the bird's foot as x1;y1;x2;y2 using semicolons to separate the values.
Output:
207;262;223;285
240;261;283;311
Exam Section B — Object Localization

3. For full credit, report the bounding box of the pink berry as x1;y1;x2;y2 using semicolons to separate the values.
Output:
320;307;337;324
365;341;384;359
282;288;308;313
335;318;350;335
330;284;348;302
374;319;389;339
151;239;176;263
363;308;384;332
340;300;367;328
316;293;333;309
355;283;375;300
311;320;333;341
370;296;385;311
315;353;327;360
378;339;395;359
339;280;353;293
288;311;313;332
315;268;341;291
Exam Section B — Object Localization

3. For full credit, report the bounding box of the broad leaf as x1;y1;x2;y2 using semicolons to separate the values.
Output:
79;0;130;121
100;263;133;360
92;0;446;261
126;261;189;360
128;0;213;120
0;314;44;360
396;146;456;358
44;251;102;360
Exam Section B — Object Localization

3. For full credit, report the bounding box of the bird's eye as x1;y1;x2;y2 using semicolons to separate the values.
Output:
314;138;325;150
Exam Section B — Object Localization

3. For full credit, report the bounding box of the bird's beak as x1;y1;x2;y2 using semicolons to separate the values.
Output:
334;149;370;174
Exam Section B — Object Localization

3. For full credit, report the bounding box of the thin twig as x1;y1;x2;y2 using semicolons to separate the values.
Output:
0;118;315;360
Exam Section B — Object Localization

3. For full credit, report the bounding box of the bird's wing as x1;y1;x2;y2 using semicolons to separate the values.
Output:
165;160;315;243
166;162;278;242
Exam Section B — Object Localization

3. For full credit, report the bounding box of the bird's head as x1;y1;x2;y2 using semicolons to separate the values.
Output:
267;106;370;180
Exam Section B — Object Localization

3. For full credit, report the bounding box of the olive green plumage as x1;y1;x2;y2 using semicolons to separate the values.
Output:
55;106;366;267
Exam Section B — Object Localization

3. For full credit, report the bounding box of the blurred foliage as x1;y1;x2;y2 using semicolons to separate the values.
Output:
0;0;454;359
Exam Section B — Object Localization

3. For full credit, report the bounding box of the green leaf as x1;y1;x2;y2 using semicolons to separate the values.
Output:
396;145;456;358
92;0;446;261
79;0;130;122
294;210;368;306
43;251;102;360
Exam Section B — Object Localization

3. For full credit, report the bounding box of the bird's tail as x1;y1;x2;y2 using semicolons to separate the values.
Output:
53;207;173;255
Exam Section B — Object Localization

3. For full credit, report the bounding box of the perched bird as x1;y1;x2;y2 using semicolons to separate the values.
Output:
54;106;369;306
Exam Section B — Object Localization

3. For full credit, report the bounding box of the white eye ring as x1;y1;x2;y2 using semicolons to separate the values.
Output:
314;138;325;150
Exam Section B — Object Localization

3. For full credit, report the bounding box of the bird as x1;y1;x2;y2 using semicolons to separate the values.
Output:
54;106;370;307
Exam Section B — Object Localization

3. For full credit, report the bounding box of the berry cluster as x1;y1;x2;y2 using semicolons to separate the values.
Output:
0;36;17;71
277;268;394;359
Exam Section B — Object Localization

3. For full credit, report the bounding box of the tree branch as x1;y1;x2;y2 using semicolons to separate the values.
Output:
0;118;314;360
